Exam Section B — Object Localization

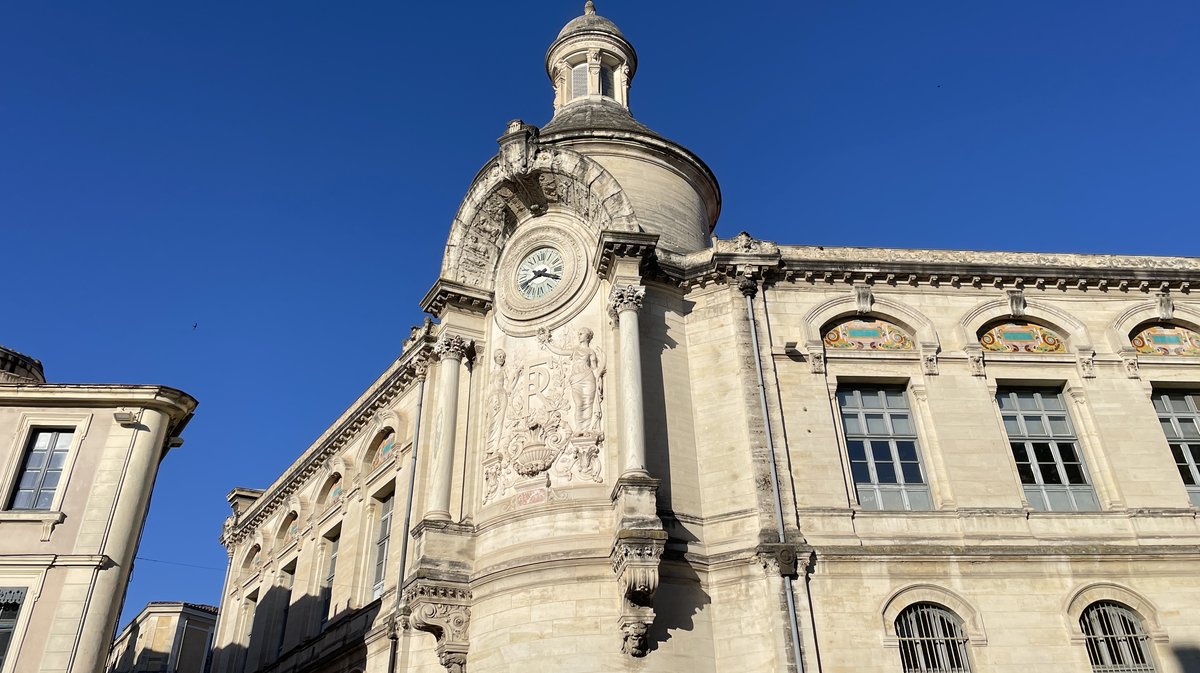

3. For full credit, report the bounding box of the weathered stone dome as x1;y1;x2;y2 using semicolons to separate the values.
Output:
0;344;45;383
554;1;626;42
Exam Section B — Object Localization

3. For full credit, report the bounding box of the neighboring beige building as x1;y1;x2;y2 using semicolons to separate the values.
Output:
211;4;1200;673
0;344;196;673
107;602;217;673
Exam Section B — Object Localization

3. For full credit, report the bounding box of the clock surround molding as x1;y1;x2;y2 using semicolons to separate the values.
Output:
494;213;596;337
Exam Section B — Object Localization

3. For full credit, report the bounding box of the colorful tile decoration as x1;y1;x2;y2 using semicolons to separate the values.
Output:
979;321;1065;353
823;318;914;351
372;439;395;467
1131;323;1200;356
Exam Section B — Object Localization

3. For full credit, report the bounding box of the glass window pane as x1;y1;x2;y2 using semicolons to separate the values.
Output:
895;441;918;462
1180;418;1200;439
875;462;897;484
1039;463;1063;484
884;390;907;409
1046;489;1073;511
1057;443;1078;463
871;441;892;462
879;490;905;510
1152;396;1168;413
1162;419;1180;439
1024;415;1047;436
1033;443;1055;464
861;392;884;409
836;390;857;409
10;492;33;509
846;440;866;461
1063;463;1085;484
1172;396;1192;413
1041;394;1065;411
890;414;914;435
901;462;923;484
841;414;862;435
1071;489;1100;511
1048;416;1071;436
856;487;879;510
996;393;1014;410
53;433;73;450
1010;443;1029;463
1017;392;1039;410
1003;416;1022;436
34;491;54;510
48;451;67;470
1178;465;1196;485
1172;444;1187;463
1016;463;1036;484
24;452;46;470
1190;445;1200;464
905;490;932;510
41;471;60;489
1024;487;1047;511
865;414;887;434
31;433;52;451
17;472;40;490
851;462;872;484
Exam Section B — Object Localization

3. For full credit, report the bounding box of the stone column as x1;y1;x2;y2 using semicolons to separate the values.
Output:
609;285;647;477
427;334;472;521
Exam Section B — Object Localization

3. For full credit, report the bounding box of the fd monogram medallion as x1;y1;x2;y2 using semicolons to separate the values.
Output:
482;328;606;505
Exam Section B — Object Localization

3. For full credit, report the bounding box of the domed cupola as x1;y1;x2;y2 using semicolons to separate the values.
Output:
540;2;721;253
0;344;45;384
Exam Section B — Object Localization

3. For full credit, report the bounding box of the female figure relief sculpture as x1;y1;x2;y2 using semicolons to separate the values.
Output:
537;326;605;434
484;349;523;456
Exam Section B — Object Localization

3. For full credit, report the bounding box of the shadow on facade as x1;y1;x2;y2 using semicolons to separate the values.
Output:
1175;646;1200;673
207;585;377;673
647;556;711;654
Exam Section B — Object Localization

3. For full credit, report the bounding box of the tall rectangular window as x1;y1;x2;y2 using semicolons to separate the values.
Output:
372;494;394;599
8;429;72;511
0;588;26;669
275;562;295;657
837;386;932;511
321;533;339;624
571;63;589;99
997;389;1098;511
1152;390;1200;507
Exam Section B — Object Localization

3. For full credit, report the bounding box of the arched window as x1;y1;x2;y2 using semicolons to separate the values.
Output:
979;320;1065;353
895;603;972;673
242;545;261;572
1080;601;1157;672
318;474;343;507
570;63;588;99
277;511;298;543
366;429;397;470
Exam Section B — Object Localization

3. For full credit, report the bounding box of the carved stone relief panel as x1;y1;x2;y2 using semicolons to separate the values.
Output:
482;322;607;505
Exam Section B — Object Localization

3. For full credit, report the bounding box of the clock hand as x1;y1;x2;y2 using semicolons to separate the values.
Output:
542;272;561;280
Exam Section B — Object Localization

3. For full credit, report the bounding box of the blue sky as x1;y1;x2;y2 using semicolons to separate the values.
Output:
2;1;1197;628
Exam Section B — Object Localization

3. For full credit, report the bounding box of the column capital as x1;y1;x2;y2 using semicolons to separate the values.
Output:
608;284;645;316
434;334;474;362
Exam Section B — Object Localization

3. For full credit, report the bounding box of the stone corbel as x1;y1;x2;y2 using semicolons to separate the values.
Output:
1007;288;1026;318
403;579;472;673
806;339;826;374
1077;348;1097;379
610;475;665;657
1120;349;1141;379
966;345;986;377
497;119;541;179
854;283;874;314
919;342;939;376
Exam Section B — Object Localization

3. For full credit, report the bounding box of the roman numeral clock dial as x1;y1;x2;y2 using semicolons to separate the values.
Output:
516;247;565;300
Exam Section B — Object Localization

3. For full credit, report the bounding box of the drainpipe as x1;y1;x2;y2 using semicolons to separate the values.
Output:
390;363;428;673
741;276;807;673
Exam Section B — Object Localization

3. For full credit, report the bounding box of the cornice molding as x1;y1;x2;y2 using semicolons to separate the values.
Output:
0;384;197;420
223;338;435;547
421;278;494;318
592;230;658;278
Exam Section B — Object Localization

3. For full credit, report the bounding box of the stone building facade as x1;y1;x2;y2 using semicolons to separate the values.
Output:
0;345;197;673
107;602;218;673
210;4;1200;672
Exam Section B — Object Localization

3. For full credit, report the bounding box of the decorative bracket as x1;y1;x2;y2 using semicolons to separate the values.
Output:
854;283;874;314
403;579;472;673
966;345;986;377
1007;288;1026;318
610;474;665;657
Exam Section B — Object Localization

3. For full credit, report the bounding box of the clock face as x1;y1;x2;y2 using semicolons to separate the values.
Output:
516;247;565;300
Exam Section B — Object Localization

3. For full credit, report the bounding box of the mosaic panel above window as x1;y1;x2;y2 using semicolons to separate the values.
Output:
823;318;914;351
979;321;1065;353
1131;323;1200;356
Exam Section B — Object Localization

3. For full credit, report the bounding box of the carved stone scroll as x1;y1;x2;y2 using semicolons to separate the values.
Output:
610;476;666;658
404;580;472;673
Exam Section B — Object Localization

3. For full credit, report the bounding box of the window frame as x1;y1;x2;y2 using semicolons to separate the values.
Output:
320;529;340;626
1151;390;1200;507
1079;601;1159;673
0;581;35;673
570;63;589;99
371;492;394;600
995;389;1099;512
0;413;90;518
894;602;973;673
836;385;933;511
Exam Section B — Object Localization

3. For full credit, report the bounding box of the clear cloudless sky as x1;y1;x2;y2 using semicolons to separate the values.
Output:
2;1;1198;628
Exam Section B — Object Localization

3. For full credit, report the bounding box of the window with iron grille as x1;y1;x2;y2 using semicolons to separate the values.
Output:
571;64;588;99
837;386;932;510
1080;601;1157;673
1151;391;1200;507
8;429;72;511
372;493;394;599
996;389;1099;511
895;602;972;673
